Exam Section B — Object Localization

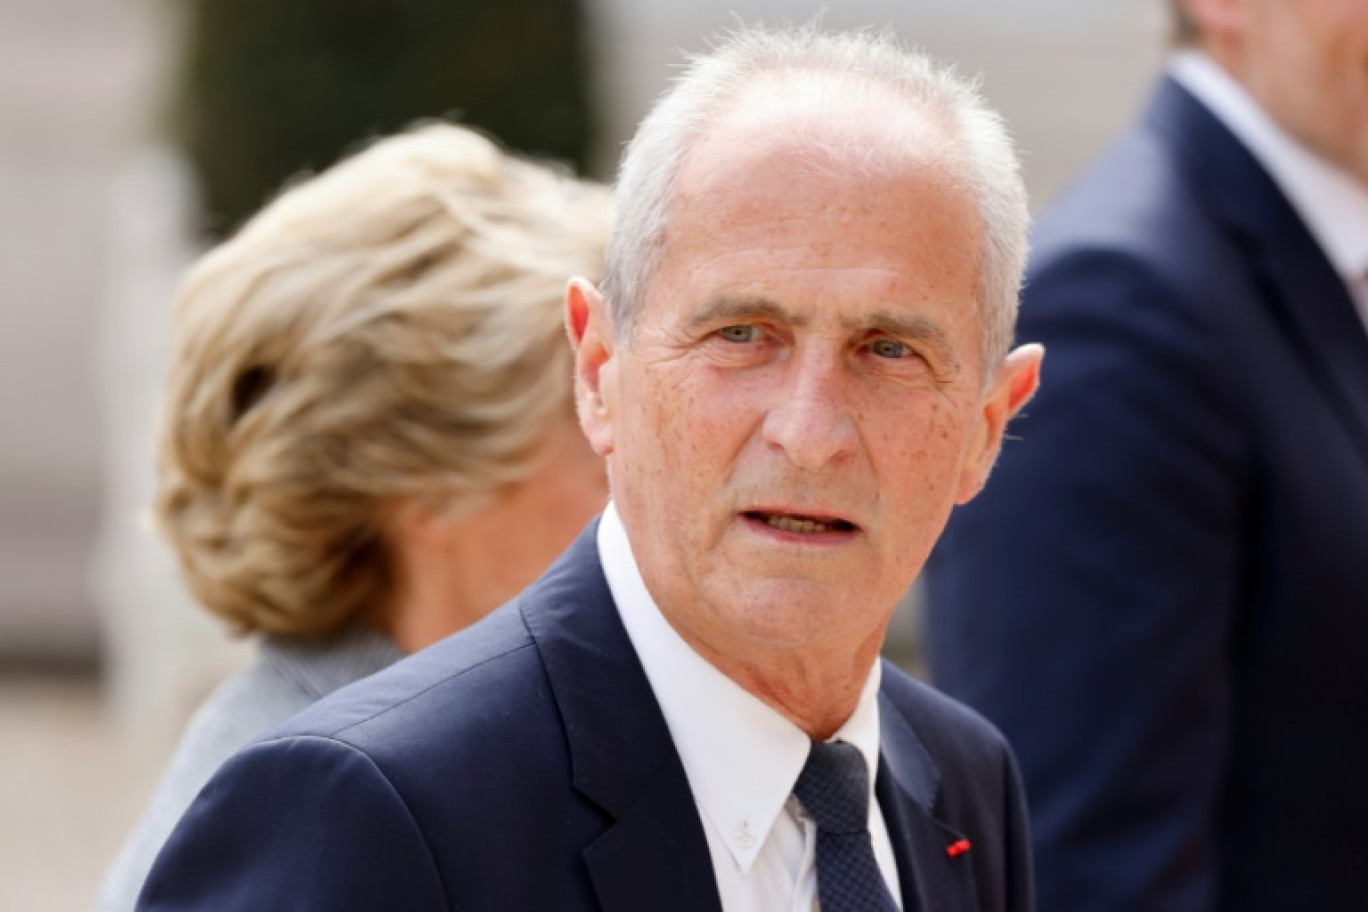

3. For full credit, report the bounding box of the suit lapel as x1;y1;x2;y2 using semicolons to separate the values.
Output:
1148;77;1368;469
579;762;723;912
519;522;722;912
1250;228;1368;469
876;689;980;912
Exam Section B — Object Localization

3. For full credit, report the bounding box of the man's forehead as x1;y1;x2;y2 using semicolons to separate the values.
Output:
664;90;979;262
675;71;954;188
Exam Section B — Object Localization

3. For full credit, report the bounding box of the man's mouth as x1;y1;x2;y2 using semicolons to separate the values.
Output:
743;510;858;535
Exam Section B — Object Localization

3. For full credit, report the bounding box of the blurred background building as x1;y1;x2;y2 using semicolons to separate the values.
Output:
0;0;1162;906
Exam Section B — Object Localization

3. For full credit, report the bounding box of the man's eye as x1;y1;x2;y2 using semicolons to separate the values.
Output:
718;325;760;343
870;338;911;359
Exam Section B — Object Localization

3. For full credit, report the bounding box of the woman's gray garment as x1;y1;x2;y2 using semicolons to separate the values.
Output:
96;625;403;912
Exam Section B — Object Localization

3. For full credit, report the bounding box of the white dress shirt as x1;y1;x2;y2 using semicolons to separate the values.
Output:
1169;50;1368;332
597;503;902;911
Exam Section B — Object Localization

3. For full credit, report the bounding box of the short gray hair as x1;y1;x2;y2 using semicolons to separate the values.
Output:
600;24;1029;377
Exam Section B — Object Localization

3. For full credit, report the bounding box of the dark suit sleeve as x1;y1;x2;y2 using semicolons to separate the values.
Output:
137;735;448;911
926;247;1247;911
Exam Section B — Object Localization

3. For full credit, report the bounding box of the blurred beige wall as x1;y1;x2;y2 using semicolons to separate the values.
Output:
0;0;160;664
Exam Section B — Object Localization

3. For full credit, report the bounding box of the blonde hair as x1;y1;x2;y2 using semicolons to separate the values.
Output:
156;123;611;636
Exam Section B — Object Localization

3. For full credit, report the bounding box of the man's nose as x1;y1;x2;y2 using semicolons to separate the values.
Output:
760;352;859;470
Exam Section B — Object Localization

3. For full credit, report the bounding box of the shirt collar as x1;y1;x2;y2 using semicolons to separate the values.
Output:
597;502;884;873
258;624;404;701
1168;50;1368;285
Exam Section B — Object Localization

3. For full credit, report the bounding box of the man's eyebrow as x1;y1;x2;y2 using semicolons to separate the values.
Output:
685;295;810;331
846;311;961;372
686;297;962;372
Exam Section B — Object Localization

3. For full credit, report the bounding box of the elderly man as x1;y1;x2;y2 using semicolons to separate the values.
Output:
139;26;1041;912
926;1;1368;910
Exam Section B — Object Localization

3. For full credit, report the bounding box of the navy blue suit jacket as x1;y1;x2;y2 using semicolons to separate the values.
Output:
926;79;1368;911
139;522;1032;910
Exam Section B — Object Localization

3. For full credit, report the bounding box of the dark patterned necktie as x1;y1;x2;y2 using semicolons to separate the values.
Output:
792;740;900;911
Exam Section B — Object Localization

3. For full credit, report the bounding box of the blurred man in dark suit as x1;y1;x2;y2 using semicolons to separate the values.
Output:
926;1;1368;909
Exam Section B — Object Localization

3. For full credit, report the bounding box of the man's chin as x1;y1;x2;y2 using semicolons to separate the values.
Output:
704;577;878;640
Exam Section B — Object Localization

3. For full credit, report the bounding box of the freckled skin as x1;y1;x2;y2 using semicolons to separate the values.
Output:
571;88;1040;737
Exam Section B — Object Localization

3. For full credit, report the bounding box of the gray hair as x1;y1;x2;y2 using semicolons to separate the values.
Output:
600;24;1029;377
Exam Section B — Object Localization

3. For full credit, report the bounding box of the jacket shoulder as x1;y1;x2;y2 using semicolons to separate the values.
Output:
1027;123;1258;323
268;603;552;769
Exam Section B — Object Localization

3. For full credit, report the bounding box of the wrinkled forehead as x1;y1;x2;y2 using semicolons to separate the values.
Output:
663;73;982;281
681;70;962;185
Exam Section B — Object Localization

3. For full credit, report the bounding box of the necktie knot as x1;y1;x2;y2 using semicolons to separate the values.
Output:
793;740;870;835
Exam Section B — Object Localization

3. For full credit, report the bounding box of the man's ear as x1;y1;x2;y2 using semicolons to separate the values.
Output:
565;277;617;456
954;343;1044;504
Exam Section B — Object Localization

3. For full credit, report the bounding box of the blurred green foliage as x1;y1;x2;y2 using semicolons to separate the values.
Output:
174;0;596;238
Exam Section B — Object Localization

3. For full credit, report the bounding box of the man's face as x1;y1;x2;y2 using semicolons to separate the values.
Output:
1234;0;1368;182
572;101;1037;673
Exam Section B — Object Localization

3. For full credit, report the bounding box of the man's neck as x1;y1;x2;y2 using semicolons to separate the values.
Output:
596;502;889;740
1191;38;1368;187
666;617;885;741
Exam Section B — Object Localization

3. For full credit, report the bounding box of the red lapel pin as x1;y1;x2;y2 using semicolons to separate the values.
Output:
946;838;972;858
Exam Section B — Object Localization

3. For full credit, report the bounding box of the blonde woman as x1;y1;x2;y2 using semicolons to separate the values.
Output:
98;124;610;911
